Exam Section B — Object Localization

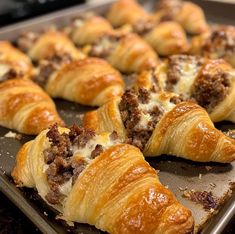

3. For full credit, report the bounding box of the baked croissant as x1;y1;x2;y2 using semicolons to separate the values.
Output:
88;31;158;73
17;31;85;61
12;124;194;233
34;53;124;106
0;41;33;79
106;0;189;56
156;0;208;34
135;54;235;123
84;88;235;163
190;26;235;67
0;78;64;134
69;14;113;46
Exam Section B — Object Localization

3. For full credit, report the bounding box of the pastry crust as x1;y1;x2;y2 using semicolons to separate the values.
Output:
84;90;235;163
37;57;124;106
135;55;235;123
156;0;209;34
0;79;64;134
0;41;33;78
12;126;194;233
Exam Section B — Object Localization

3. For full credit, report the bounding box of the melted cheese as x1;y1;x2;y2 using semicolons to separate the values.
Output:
0;64;10;81
59;178;73;196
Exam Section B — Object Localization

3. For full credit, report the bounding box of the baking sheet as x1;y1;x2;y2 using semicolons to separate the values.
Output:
0;1;235;233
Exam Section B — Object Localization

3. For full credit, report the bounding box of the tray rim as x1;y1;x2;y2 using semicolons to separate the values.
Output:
0;0;234;233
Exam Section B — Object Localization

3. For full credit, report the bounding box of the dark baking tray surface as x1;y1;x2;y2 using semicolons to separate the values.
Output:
0;1;235;234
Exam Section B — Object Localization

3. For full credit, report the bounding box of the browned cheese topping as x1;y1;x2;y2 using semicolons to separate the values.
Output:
191;68;230;113
133;19;156;35
202;27;235;59
17;32;39;53
166;55;204;91
89;34;122;58
34;52;72;87
119;88;164;151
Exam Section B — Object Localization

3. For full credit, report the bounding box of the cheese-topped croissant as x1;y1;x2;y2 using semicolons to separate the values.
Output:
34;52;124;106
84;88;235;163
88;31;158;73
17;31;85;61
190;26;235;67
106;0;189;56
135;55;235;123
0;78;64;134
0;41;33;79
12;124;194;233
156;0;209;34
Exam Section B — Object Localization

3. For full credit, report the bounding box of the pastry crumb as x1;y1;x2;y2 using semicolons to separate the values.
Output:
4;131;22;140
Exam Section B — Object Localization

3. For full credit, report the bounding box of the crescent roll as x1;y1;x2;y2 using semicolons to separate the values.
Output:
156;0;209;34
190;26;235;67
0;41;33;79
34;53;124;106
12;124;194;233
88;32;158;73
69;14;113;46
106;0;188;56
136;55;235;123
84;88;235;163
17;31;85;61
0;78;64;134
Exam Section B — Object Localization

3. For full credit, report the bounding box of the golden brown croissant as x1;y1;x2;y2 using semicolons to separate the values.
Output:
88;31;158;73
84;88;235;163
0;78;64;134
69;14;113;46
190;26;235;67
156;0;209;34
12;124;194;233
34;53;124;106
106;0;188;56
17;31;85;61
0;41;33;79
135;54;235;123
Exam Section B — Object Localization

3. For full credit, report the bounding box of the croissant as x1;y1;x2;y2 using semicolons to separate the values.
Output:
88;32;158;73
190;26;235;67
34;53;124;106
0;78;64;134
17;31;85;61
156;0;209;34
106;0;189;56
69;15;113;46
84;88;235;163
135;54;235;123
0;41;33;79
12;124;194;233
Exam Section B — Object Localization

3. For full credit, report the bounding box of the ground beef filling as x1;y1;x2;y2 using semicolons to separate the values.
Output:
43;124;107;205
89;34;122;58
202;28;235;57
191;69;230;112
166;55;203;91
119;88;164;151
34;52;72;87
133;19;156;35
17;32;39;53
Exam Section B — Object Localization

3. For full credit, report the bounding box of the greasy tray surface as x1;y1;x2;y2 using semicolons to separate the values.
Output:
0;1;235;234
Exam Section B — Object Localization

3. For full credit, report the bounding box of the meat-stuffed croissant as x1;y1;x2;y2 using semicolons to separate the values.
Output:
88;31;158;73
0;41;34;79
156;0;209;34
135;55;235;123
84;88;235;163
0;78;64;134
17;31;85;61
106;0;189;56
69;14;113;46
190;26;235;67
34;52;124;106
12;124;194;233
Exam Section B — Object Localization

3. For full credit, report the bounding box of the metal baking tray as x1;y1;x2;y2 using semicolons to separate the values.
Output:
0;0;235;233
